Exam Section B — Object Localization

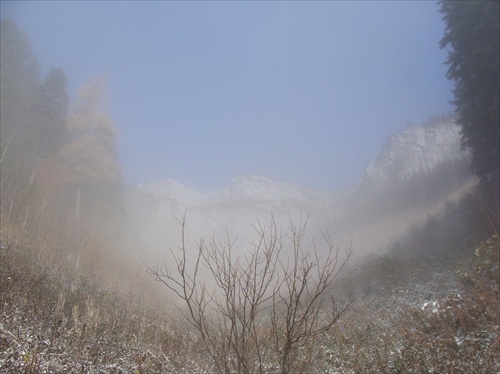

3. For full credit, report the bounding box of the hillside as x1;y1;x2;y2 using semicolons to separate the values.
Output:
1;115;498;373
1;195;498;372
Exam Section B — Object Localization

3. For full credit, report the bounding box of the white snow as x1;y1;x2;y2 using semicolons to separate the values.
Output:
364;119;469;187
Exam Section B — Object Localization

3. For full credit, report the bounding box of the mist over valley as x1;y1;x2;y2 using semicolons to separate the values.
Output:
128;115;473;265
1;2;498;372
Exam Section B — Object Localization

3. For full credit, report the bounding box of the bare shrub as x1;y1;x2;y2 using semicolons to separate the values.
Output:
146;213;353;374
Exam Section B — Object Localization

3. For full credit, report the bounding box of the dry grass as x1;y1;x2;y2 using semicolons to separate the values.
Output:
1;208;498;373
0;217;211;373
315;235;500;373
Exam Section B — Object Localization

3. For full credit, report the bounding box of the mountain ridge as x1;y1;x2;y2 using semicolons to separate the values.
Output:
138;114;469;208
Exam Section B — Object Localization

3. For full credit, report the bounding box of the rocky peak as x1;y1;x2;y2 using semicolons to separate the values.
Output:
363;116;469;188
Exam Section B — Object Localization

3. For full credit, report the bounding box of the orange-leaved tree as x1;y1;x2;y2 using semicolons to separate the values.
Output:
41;77;122;268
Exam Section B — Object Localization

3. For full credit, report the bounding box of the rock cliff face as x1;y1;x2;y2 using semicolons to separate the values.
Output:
363;116;470;189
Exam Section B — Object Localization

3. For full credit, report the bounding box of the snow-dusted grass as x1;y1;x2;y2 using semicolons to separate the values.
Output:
320;235;499;373
1;212;498;373
0;219;213;373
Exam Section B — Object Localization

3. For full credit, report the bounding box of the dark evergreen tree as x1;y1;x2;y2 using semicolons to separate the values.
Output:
0;17;40;169
1;18;70;223
36;68;69;157
439;1;500;188
0;17;41;217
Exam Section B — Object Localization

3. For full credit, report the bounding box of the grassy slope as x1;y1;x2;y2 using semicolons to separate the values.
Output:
1;200;499;373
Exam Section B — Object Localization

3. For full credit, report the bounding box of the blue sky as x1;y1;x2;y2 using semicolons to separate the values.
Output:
1;1;453;192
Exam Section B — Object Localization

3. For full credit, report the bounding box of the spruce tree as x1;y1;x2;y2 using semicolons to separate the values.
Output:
439;1;500;188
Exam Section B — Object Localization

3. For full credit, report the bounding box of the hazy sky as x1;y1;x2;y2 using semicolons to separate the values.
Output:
1;1;454;192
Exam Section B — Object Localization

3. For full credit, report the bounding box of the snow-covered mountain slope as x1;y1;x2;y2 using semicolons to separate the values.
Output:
136;174;338;258
138;179;209;207
220;174;334;207
363;116;470;188
139;173;334;210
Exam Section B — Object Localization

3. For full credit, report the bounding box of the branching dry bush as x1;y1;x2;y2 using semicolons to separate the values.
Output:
146;213;353;374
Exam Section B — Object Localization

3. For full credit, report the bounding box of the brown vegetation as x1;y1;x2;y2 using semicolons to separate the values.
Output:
146;214;353;373
1;198;498;373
